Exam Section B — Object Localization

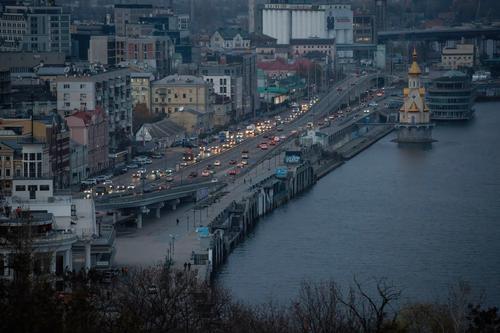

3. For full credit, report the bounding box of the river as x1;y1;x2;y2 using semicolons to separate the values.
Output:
217;102;500;306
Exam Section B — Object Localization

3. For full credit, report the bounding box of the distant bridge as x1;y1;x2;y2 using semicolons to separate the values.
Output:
378;26;500;42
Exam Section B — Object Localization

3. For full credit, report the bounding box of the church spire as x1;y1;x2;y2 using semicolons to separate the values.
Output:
408;47;422;76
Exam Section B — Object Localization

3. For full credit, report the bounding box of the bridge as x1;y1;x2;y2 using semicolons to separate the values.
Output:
94;181;220;228
378;26;500;42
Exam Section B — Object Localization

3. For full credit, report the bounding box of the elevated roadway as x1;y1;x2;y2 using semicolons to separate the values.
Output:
378;26;500;42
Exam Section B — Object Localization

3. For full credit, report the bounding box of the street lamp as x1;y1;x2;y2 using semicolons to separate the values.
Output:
169;234;178;259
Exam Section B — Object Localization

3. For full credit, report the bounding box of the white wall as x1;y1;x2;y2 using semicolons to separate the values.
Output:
57;81;96;112
203;75;232;98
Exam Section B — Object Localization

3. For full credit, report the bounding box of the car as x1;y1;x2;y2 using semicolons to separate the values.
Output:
188;171;198;178
165;169;174;175
336;87;343;91
211;178;218;183
228;169;238;176
102;180;113;186
127;184;135;190
81;178;97;186
143;158;153;165
180;161;188;167
364;109;370;113
126;163;139;169
268;140;276;146
241;159;248;165
280;135;286;140
229;160;237;165
165;176;174;182
96;175;108;183
201;170;210;177
114;185;126;192
259;143;268;150
369;102;378;107
157;184;170;191
143;185;154;193
138;168;147;174
132;172;141;178
151;153;163;159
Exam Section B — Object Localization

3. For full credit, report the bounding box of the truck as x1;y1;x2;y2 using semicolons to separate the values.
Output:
218;130;230;143
245;124;256;137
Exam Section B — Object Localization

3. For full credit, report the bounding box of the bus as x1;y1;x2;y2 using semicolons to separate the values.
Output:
182;149;195;164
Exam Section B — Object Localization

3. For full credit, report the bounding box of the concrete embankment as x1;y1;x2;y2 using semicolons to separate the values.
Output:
201;124;395;282
336;125;394;160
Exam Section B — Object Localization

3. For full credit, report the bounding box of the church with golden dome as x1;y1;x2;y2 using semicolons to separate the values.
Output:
396;49;434;143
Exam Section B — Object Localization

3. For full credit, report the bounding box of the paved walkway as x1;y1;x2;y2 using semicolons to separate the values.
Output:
114;152;284;275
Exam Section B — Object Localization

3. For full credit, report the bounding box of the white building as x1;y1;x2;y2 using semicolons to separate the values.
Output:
0;142;114;278
209;29;251;50
260;3;353;46
441;44;475;70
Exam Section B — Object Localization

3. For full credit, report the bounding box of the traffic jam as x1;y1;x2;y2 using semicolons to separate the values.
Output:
82;98;318;199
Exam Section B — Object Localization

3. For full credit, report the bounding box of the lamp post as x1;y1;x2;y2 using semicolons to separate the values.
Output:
169;234;178;258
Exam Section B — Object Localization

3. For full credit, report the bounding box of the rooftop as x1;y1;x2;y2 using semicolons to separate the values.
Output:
153;74;206;86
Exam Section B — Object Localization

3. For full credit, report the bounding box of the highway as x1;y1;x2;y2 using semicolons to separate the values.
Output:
93;72;380;203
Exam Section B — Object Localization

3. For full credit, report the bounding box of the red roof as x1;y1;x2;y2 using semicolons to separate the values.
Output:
70;107;105;125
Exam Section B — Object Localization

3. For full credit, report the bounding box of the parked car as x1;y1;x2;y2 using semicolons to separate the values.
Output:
188;171;198;178
229;160;237;165
201;170;210;177
126;163;139;169
214;160;221;166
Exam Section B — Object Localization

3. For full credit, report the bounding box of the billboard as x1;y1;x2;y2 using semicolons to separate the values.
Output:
284;151;302;164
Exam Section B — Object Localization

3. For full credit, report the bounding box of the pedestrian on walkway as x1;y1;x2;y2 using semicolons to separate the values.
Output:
244;178;246;184
176;218;179;225
183;262;187;271
187;262;191;271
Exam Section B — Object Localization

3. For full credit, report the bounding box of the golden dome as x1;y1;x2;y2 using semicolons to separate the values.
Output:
408;48;421;75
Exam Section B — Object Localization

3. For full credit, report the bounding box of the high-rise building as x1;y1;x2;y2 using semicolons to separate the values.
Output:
113;4;154;37
249;0;256;33
0;4;71;54
374;0;387;32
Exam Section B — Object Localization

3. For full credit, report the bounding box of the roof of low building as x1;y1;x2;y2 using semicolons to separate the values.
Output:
216;28;250;40
138;118;184;139
290;38;335;45
153;74;206;86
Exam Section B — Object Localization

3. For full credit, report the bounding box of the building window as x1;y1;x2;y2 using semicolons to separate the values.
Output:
5;169;10;177
15;185;26;191
63;84;70;89
40;185;50;191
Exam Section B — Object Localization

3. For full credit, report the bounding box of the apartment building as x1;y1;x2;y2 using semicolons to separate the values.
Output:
151;74;213;114
56;68;132;150
0;4;71;54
